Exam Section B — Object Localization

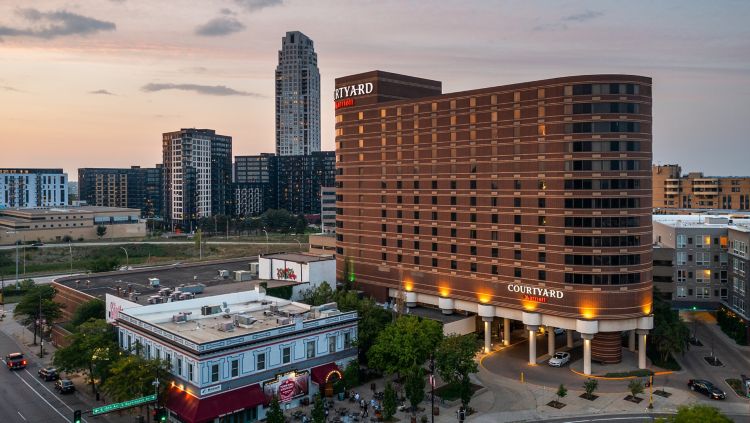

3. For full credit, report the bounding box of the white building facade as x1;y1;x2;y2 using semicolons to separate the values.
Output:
275;31;321;156
108;288;356;423
0;169;68;208
258;253;335;300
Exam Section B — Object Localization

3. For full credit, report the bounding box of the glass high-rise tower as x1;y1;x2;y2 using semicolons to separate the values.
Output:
275;31;321;156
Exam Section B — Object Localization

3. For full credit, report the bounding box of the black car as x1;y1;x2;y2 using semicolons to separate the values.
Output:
6;353;26;370
55;379;75;394
38;367;59;381
688;379;726;400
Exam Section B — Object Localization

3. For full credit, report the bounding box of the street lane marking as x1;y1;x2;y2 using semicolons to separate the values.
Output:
17;411;26;421
23;369;88;423
2;359;67;422
565;418;653;423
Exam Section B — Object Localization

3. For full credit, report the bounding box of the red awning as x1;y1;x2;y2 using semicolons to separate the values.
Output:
166;383;267;423
310;362;342;385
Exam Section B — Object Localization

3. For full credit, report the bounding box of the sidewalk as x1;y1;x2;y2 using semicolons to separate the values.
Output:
0;306;136;423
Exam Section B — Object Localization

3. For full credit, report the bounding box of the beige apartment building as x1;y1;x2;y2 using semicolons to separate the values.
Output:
0;206;145;245
653;164;750;211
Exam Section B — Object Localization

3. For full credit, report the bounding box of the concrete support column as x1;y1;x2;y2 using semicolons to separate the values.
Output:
637;329;648;369
628;329;636;352
483;318;492;353
503;318;510;346
527;326;539;365
438;297;454;315
566;329;574;348
581;333;594;376
405;292;417;308
548;327;555;357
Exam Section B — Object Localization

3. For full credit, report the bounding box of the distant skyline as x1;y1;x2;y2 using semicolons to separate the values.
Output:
1;0;749;179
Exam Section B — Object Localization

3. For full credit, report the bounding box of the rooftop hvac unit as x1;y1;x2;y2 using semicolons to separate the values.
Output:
172;314;187;323
270;305;279;313
217;322;235;332
235;315;256;327
276;317;291;325
201;305;222;316
148;296;163;305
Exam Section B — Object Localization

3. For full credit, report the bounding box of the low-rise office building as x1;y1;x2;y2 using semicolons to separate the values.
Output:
0;206;145;245
107;287;357;423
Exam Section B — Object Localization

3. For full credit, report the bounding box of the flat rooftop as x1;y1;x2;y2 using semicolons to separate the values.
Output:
653;214;750;231
0;206;138;216
56;258;259;305
121;289;351;344
262;252;333;263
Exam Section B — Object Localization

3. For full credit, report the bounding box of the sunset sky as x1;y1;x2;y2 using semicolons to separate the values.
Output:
1;0;748;179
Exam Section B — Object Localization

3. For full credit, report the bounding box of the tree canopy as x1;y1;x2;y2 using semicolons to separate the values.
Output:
100;354;171;403
70;299;105;327
435;334;479;408
657;405;732;423
651;294;690;363
53;319;119;394
13;283;63;344
368;315;443;376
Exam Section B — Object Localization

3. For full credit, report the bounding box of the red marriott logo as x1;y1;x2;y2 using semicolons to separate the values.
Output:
523;294;548;303
335;98;355;109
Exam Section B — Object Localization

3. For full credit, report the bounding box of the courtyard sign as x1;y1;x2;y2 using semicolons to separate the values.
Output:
507;284;564;303
334;82;374;100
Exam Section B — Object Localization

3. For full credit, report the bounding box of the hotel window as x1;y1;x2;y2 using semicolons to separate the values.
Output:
432;196;438;205
492;214;499;224
677;235;687;248
491;231;499;241
432;258;438;267
539;252;546;262
696;252;710;266
538;216;547;226
329;336;337;353
676;252;687;265
451;212;457;222
677;270;687;283
538;234;546;244
431;181;438;189
514;233;522;243
282;347;291;364
451;196;457;205
514;215;522;225
431;211;438;220
471;263;478;272
432;227;438;236
470;246;477;255
211;364;219;382
514;198;522;207
697;270;711;283
451;260;457;270
470;197;477;206
514;250;522;260
492;265;499;275
306;341;315;358
492;248;499;258
538;270;546;281
538;198;546;208
451;228;457;237
514;268;522;278
470;230;477;239
227;359;239;378
514;180;522;190
676;286;687;298
451;244;457;254
696;287;710;299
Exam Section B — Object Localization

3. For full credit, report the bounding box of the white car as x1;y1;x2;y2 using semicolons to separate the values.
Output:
548;352;570;367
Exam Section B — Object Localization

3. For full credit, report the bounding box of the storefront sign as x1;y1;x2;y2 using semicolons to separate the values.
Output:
263;371;309;403
507;284;564;303
335;98;355;110
334;82;373;100
200;384;222;395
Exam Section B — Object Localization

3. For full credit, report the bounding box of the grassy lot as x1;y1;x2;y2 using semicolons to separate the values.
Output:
0;242;304;280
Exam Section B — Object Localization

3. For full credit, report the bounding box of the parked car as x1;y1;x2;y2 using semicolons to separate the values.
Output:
688;379;726;400
55;379;75;394
31;242;44;247
6;353;27;370
38;367;59;381
548;352;571;367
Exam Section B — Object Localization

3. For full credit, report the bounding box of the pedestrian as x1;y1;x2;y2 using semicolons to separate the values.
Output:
364;402;369;417
360;398;365;411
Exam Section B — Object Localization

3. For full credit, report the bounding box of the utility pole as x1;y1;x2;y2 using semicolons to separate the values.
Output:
38;294;44;357
430;354;435;423
15;241;19;287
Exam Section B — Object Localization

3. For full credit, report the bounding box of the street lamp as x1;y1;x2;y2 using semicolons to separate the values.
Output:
119;247;129;268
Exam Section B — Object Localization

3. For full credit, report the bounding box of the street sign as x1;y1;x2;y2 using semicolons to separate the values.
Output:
92;394;156;416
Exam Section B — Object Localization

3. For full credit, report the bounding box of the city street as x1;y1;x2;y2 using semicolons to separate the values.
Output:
0;327;88;423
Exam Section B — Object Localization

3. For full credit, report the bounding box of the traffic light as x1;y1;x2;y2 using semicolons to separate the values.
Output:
153;408;167;422
73;410;82;423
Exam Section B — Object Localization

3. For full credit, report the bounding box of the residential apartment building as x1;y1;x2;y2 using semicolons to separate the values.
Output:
320;187;336;233
335;71;653;374
163;129;232;230
108;288;357;423
0;168;68;208
233;152;335;217
78;166;163;218
726;225;750;342
653;215;730;308
653;164;750;210
275;31;321;156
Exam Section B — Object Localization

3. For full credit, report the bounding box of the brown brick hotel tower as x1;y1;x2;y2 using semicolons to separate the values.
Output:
335;71;653;374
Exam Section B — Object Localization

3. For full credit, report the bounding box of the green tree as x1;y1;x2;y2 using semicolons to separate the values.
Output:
265;396;284;423
405;366;426;412
295;214;307;234
435;334;479;409
583;378;598;399
656;404;732;423
13;283;63;345
382;382;397;421
311;393;326;423
101;354;171;404
650;294;690;363
96;225;107;238
556;384;568;404
70;299;105;327
53;319;119;395
299;281;335;306
628;379;644;399
343;360;360;391
88;256;120;273
368;315;443;376
350;297;391;364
